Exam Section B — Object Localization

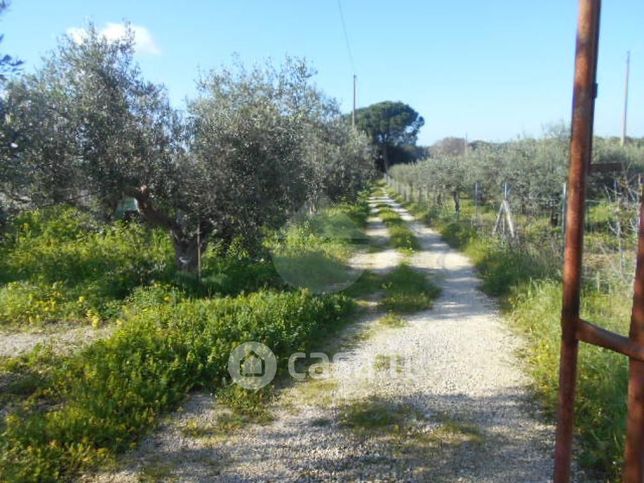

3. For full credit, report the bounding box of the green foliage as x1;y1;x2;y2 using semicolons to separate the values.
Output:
587;201;615;229
175;241;282;298
510;282;629;480
0;346;63;410
0;288;354;481
461;235;553;297
3;31;373;272
332;188;373;228
267;200;370;293
215;385;275;425
343;270;384;298
377;205;419;253
346;251;441;313
0;206;174;325
354;101;425;170
379;264;441;313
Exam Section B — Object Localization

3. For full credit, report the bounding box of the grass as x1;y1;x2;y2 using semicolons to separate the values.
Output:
268;202;369;294
139;460;177;482
339;398;422;433
0;346;64;413
179;391;274;444
0;184;445;480
510;281;630;478
0;287;355;481
0;195;374;481
338;397;483;448
344;264;440;314
337;397;484;480
380;264;441;313
343;270;384;298
376;204;419;254
378;313;408;328
0;207;174;325
388;181;632;481
285;378;340;409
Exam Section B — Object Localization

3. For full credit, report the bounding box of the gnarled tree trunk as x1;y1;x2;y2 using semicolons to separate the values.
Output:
452;190;461;215
126;185;211;273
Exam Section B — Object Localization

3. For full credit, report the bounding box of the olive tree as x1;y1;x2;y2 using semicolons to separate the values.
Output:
1;27;372;271
187;58;374;261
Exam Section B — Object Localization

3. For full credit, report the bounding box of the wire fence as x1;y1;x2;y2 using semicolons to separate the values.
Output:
384;173;640;291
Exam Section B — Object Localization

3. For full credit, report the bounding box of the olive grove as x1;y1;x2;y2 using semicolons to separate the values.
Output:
0;25;374;271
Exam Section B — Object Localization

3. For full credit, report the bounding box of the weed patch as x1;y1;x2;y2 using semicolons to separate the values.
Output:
377;205;419;253
380;264;441;313
0;289;354;481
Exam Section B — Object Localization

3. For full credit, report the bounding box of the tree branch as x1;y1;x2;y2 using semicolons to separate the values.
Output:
124;185;178;232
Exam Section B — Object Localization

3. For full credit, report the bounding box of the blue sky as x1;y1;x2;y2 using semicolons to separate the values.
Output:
2;1;642;145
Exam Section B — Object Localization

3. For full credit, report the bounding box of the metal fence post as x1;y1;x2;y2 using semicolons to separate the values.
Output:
554;0;601;481
624;193;644;482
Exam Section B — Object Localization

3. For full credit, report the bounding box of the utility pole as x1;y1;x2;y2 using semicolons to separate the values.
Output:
622;51;630;146
352;74;357;128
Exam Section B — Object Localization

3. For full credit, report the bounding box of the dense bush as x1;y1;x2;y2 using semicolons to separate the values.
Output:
0;206;174;325
0;287;354;481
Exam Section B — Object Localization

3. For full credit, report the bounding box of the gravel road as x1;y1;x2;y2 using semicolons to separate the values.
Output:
91;194;554;482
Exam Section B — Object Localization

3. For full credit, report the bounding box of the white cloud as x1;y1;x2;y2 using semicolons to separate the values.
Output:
66;23;161;56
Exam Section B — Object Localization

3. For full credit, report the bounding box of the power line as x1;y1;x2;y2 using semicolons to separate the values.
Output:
336;0;355;72
336;0;357;127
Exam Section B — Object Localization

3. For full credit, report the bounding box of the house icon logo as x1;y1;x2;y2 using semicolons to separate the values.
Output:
228;342;277;390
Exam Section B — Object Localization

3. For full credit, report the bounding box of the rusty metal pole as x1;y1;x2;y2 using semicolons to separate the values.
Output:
624;194;644;482
554;1;601;481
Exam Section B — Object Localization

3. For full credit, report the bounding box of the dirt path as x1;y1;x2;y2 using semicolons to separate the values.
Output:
0;324;114;358
93;194;554;482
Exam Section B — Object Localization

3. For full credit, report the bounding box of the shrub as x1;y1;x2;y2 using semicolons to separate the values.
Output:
0;288;354;481
0;206;174;325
